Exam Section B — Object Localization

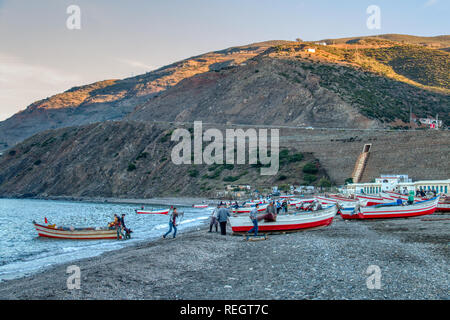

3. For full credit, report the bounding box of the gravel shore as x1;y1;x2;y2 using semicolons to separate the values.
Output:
0;214;448;300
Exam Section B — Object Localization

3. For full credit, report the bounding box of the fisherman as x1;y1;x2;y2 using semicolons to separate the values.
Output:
407;191;415;205
258;201;277;222
282;200;288;213
113;214;123;240
217;204;231;235
248;204;259;236
120;214;131;240
163;207;179;239
276;200;282;214
209;205;219;233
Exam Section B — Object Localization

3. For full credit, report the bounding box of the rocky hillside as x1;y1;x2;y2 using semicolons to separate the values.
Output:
0;121;332;198
0;42;278;151
128;44;449;127
1;35;449;152
0;121;448;199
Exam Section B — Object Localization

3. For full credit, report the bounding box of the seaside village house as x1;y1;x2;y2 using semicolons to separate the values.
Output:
344;174;450;196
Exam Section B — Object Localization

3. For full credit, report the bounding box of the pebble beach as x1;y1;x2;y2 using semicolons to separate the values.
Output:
0;213;448;300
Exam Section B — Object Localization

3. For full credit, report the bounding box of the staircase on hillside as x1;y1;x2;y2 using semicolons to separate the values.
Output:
351;144;371;183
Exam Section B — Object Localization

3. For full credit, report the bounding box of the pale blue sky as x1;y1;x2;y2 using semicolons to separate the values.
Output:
0;0;448;120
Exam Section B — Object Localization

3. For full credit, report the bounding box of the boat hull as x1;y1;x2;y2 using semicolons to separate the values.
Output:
135;209;169;215
229;205;337;232
356;197;440;219
436;203;450;212
34;223;119;240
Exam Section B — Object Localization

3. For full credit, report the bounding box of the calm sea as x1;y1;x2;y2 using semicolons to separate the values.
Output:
0;198;211;281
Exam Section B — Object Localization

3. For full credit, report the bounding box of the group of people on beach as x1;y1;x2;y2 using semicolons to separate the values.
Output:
208;200;280;237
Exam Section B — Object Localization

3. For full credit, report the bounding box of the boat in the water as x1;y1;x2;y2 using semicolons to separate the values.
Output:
192;204;208;208
229;205;337;233
33;221;120;240
135;208;170;215
341;197;440;219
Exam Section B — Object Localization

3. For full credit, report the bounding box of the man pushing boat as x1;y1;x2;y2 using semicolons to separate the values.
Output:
257;201;277;222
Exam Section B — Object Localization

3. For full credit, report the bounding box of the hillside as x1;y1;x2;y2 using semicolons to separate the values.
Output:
129;42;449;127
0;121;448;199
0;35;448;152
0;121;330;198
0;42;275;151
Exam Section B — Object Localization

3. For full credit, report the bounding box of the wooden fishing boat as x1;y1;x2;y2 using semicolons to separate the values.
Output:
342;197;440;219
231;203;268;214
437;197;450;212
316;196;357;206
382;191;426;203
33;221;120;240
135;208;170;215
437;202;450;212
354;194;388;206
192;204;208;208
229;205;337;233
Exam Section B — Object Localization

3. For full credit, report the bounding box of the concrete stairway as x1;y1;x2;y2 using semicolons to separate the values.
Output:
352;144;371;183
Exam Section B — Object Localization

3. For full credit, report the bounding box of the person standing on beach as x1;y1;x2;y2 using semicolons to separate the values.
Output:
248;203;259;236
209;205;219;232
163;207;179;239
217;205;230;235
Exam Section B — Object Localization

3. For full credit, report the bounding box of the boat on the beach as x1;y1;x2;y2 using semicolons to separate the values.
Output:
231;203;269;214
341;197;440;219
33;221;119;240
229;205;337;233
135;208;170;215
354;194;388;206
437;196;450;212
316;195;357;206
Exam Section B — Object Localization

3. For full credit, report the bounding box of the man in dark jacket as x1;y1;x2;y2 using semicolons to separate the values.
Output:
217;205;230;235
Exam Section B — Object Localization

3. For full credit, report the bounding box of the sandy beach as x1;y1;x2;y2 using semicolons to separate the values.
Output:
0;213;448;300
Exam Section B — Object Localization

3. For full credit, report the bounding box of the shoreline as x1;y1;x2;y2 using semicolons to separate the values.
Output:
0;195;218;207
0;214;448;299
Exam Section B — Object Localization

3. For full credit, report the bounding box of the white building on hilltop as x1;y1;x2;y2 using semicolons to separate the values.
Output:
345;174;450;195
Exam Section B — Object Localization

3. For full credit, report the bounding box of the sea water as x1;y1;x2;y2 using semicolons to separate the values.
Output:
0;198;211;281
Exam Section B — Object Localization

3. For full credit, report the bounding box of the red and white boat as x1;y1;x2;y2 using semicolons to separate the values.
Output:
231;203;268;214
437;203;450;212
342;197;440;219
437;197;450;212
33;221;120;240
316;196;357;206
192;204;208;208
381;191;426;203
135;208;170;215
229;205;337;232
354;194;388;206
279;195;295;199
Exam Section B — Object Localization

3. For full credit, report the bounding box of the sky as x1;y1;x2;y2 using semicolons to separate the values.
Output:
0;0;448;120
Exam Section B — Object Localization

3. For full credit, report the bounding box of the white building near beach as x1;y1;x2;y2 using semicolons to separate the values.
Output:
345;175;450;195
